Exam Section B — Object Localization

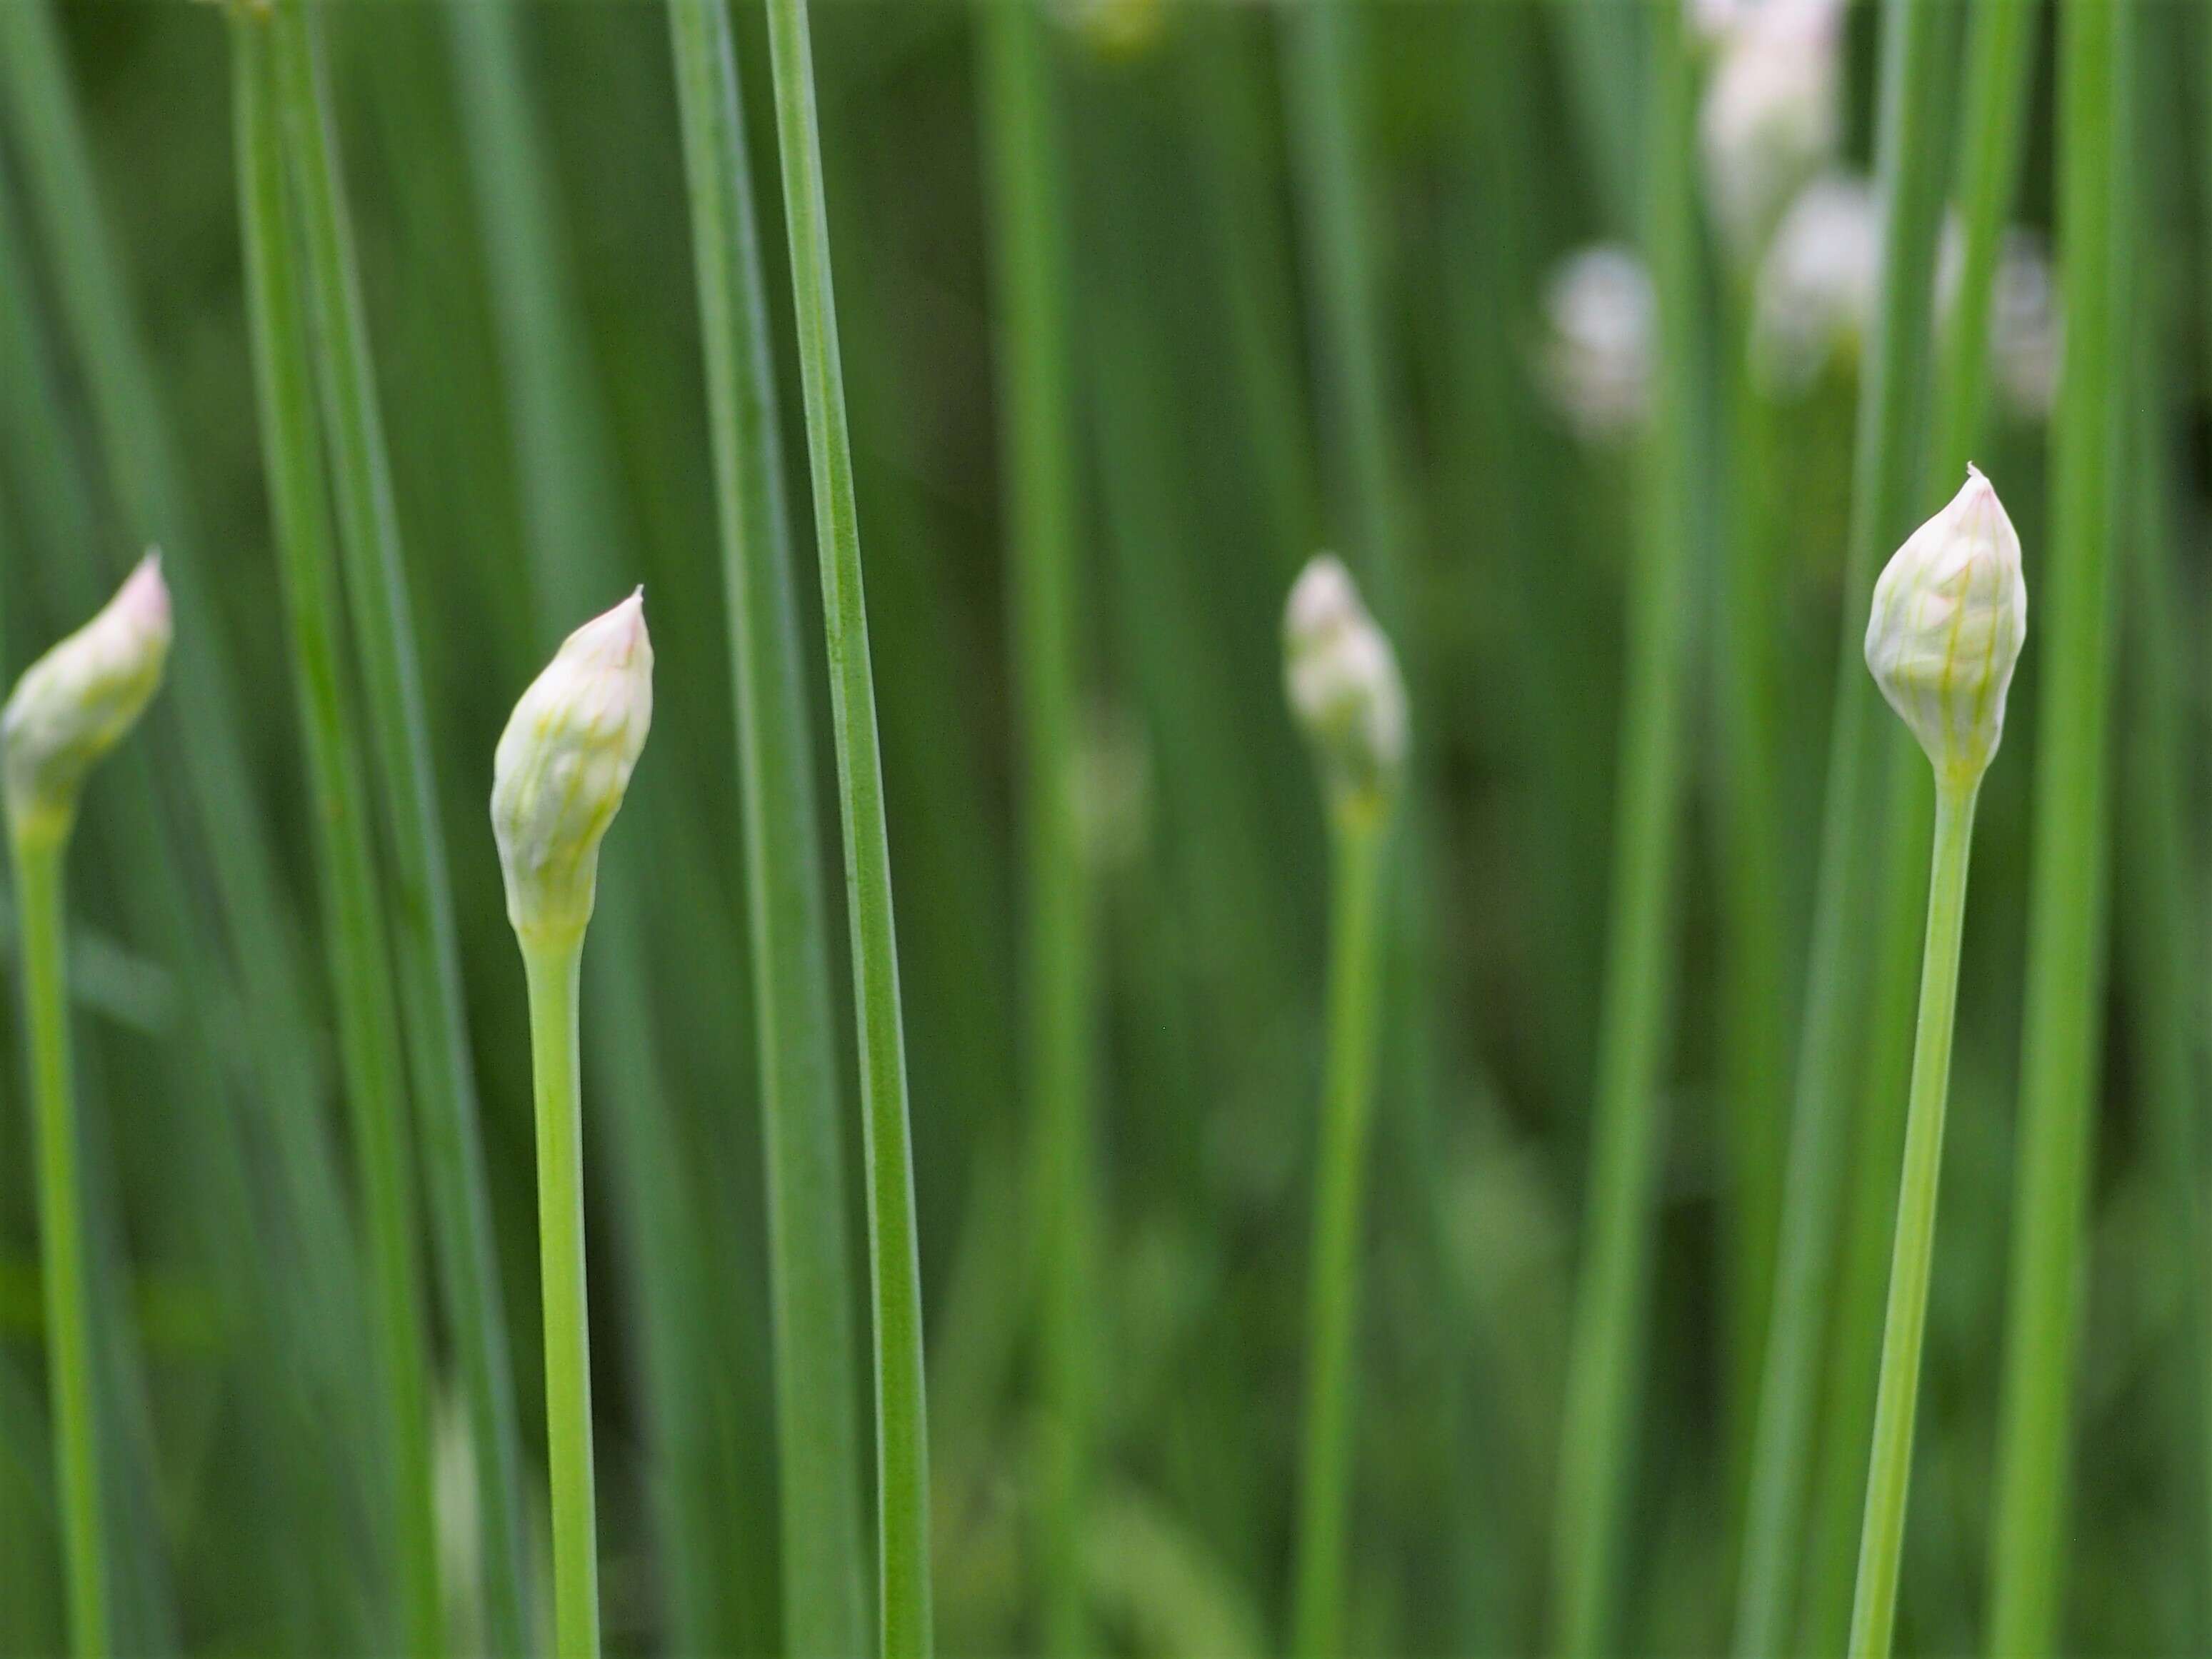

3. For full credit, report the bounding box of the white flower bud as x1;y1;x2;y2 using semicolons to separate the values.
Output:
1865;467;2027;786
1541;245;1656;445
491;590;653;943
1285;555;1406;817
1;553;171;839
1698;0;1844;266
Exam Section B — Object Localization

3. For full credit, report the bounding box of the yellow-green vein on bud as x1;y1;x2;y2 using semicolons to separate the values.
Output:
491;590;653;946
1;553;171;843
1865;466;2027;789
1285;554;1407;821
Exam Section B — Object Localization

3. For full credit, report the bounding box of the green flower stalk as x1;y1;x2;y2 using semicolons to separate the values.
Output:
492;590;654;1659
1847;468;2026;1659
1283;553;1404;1659
3;552;170;1658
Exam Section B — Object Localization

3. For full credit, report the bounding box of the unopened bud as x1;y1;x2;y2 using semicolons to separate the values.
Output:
491;590;654;943
1285;555;1406;818
2;553;171;841
1865;467;2027;786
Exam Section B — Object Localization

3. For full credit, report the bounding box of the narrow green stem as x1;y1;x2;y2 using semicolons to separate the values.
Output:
760;2;934;1650
9;823;106;1659
665;1;871;1650
1988;0;2126;1648
1730;0;1953;1647
1846;779;1981;1659
229;17;441;1651
1288;808;1388;1659
1548;8;1698;1653
262;6;533;1645
524;938;599;1659
978;7;1096;1651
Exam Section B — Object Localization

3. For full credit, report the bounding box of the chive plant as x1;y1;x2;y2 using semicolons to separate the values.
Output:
1548;6;1698;1652
1988;0;2128;1647
1282;555;1406;1659
229;12;442;1651
0;104;374;1659
665;1;872;1651
0;0;358;1383
977;6;1098;1650
1731;0;1953;1648
1846;470;2028;1659
492;594;656;1659
439;5;745;1644
1796;2;2041;1644
261;4;534;1642
761;0;935;1648
1;554;172;1658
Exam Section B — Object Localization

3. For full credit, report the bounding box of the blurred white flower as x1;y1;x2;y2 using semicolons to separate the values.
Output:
1751;176;1876;392
2;552;171;838
1988;231;2061;422
1752;176;1963;396
1866;466;2027;785
1284;554;1407;817
1541;244;1655;445
1698;0;1845;266
491;589;654;943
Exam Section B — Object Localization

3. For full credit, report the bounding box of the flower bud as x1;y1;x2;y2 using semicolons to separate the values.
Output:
1865;467;2027;786
491;590;654;943
2;553;171;840
1285;555;1407;818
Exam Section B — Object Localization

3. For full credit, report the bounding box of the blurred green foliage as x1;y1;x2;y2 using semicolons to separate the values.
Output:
0;2;2207;1656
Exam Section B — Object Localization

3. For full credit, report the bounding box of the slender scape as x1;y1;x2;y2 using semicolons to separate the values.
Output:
761;0;935;1649
1283;556;1406;1658
3;553;171;1658
263;1;535;1639
1848;470;2028;1659
229;15;442;1650
665;0;871;1648
493;592;656;1659
1731;0;1953;1644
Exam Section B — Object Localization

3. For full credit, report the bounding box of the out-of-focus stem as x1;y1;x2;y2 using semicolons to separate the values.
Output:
1548;7;1699;1653
1288;807;1389;1659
